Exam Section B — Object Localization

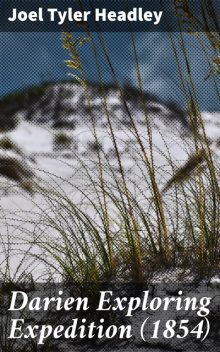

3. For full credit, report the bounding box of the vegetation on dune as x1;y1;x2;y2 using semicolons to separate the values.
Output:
0;85;48;111
0;137;25;155
87;141;103;152
54;132;73;147
0;137;15;151
0;157;33;183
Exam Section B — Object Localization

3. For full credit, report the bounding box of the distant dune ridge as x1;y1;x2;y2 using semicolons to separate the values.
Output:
0;81;188;130
0;81;219;192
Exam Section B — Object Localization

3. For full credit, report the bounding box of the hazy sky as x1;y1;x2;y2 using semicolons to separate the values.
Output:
1;32;220;111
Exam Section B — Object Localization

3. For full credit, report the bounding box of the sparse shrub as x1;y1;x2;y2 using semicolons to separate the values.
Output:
122;119;133;128
0;137;26;160
0;137;15;150
88;140;102;152
0;157;33;184
54;132;72;146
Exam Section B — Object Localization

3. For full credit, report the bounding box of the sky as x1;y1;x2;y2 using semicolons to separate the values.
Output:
1;31;220;111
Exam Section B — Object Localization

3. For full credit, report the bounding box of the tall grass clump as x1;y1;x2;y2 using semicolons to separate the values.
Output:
168;0;220;267
14;2;220;284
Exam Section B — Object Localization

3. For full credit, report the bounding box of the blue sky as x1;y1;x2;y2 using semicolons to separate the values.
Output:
0;32;220;111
